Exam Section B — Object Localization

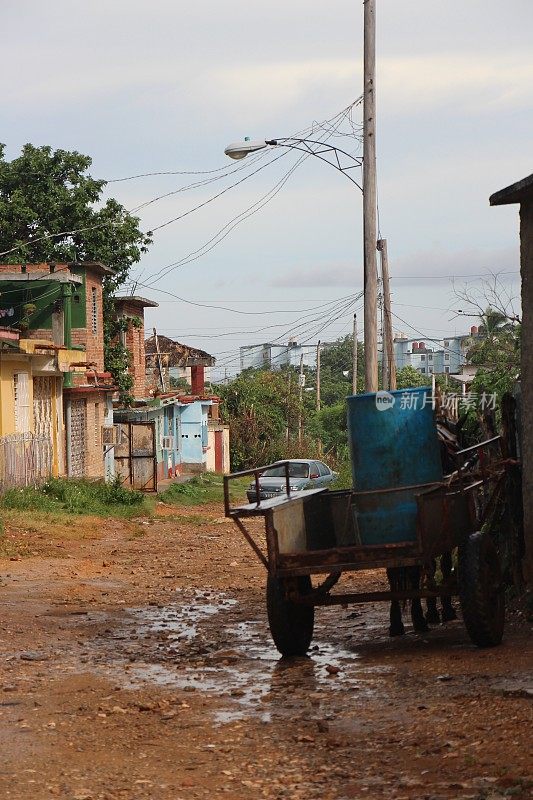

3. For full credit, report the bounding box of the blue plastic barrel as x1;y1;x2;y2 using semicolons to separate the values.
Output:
347;387;442;544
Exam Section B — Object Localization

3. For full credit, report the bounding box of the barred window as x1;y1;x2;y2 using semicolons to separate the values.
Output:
94;403;101;448
91;287;98;334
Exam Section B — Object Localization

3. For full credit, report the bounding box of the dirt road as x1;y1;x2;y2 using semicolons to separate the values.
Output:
1;502;532;800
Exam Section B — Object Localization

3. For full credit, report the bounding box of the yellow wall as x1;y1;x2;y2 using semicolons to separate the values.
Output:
0;354;33;436
0;353;66;476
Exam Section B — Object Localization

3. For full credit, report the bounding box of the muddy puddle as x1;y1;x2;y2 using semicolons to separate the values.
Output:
81;590;393;724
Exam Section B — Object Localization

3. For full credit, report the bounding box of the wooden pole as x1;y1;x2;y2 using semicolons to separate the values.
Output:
352;313;358;394
378;239;396;390
381;290;388;390
363;0;379;392
286;370;292;446
298;352;304;446
316;341;321;412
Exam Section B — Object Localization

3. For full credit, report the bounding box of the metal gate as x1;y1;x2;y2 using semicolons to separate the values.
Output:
114;421;157;492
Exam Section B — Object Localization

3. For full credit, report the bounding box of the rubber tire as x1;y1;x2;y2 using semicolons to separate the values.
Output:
266;575;314;657
458;532;505;648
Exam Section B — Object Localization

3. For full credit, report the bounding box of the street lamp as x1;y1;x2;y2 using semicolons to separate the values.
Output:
224;139;269;159
224;137;363;190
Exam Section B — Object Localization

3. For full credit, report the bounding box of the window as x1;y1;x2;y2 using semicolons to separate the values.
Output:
419;367;426;374
444;340;449;348
14;372;30;432
91;286;98;334
428;353;433;361
262;463;309;479
420;354;425;361
318;462;330;477
94;403;101;448
445;366;450;374
444;353;450;361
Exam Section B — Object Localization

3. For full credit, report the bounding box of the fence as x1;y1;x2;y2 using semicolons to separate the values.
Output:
0;433;53;492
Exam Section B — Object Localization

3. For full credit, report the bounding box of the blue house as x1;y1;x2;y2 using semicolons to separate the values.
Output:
112;315;227;490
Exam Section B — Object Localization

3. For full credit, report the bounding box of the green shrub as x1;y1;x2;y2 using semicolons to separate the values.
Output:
160;473;248;507
1;477;146;518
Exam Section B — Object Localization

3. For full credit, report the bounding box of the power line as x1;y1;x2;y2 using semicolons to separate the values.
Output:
0;100;363;262
131;281;355;317
391;271;519;280
213;295;361;371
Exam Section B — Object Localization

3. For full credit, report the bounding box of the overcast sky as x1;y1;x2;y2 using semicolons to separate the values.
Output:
3;1;531;378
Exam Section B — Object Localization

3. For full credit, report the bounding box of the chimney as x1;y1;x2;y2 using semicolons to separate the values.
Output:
470;325;478;336
419;341;425;350
412;342;419;351
191;365;205;395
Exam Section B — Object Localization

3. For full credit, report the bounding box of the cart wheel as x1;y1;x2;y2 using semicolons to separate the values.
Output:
458;532;505;648
266;575;314;657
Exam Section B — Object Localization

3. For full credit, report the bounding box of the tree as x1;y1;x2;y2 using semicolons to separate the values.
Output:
219;369;303;470
0;143;152;401
395;365;431;389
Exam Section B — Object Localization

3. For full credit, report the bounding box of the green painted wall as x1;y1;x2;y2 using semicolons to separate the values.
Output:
0;277;87;331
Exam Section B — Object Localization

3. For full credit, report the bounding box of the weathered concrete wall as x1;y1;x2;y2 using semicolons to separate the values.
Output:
520;200;533;582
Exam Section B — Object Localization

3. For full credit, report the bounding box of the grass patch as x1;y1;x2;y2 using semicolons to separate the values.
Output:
159;473;249;507
1;477;151;519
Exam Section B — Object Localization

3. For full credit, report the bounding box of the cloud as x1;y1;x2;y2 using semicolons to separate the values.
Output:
393;246;519;281
271;263;358;288
270;246;519;288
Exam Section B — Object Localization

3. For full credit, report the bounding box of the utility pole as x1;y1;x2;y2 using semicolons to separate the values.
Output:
316;341;321;412
363;0;379;392
352;313;358;395
298;352;304;447
153;327;166;392
380;288;387;390
286;370;292;446
378;239;396;390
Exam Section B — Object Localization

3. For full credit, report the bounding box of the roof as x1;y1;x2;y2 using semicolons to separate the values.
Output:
114;295;159;309
144;335;215;367
68;261;115;276
490;173;533;206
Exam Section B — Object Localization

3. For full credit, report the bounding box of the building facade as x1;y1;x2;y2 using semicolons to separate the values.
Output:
0;262;116;482
240;339;318;372
391;330;479;377
490;174;533;584
114;324;229;488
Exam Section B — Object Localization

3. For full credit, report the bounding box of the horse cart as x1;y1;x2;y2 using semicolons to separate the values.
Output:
223;388;511;656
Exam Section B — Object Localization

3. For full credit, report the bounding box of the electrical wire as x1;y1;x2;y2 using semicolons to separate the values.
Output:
391;309;477;362
130;281;356;317
0;100;363;260
135;104;361;288
212;295;361;372
139;151;304;287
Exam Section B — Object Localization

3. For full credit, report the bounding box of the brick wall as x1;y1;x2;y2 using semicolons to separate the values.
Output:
0;263;71;275
68;391;107;479
115;300;147;400
71;267;105;371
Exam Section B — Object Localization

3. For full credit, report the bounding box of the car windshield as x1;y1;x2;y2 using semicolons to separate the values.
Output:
262;463;310;479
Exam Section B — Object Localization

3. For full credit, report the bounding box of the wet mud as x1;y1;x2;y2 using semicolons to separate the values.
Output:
0;508;531;799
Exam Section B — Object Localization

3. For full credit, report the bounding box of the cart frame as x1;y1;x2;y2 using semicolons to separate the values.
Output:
223;436;511;612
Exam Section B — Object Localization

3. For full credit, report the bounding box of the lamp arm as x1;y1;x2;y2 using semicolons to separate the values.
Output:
265;138;363;191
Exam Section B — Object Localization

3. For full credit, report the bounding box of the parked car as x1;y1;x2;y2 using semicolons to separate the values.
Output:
246;459;338;503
